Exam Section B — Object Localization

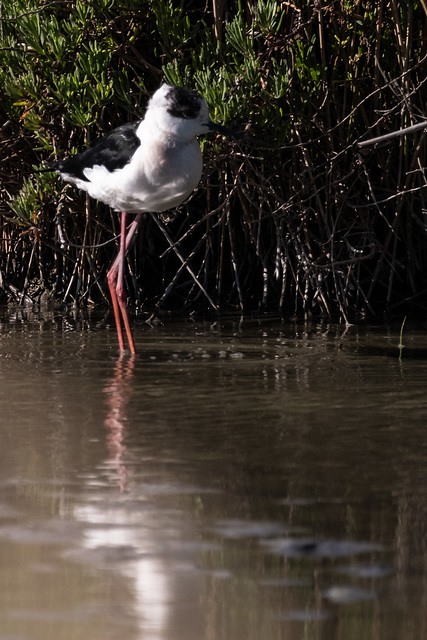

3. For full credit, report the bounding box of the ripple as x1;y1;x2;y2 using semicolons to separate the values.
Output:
271;609;330;621
322;585;376;603
335;564;393;578
261;537;384;558
211;519;294;539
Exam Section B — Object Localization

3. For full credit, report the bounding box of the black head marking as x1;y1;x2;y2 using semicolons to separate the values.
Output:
166;86;202;120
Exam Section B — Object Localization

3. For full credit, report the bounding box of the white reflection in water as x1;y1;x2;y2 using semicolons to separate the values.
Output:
75;503;171;640
73;356;179;639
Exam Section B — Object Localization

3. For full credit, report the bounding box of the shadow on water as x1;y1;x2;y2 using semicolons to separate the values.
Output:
1;308;427;639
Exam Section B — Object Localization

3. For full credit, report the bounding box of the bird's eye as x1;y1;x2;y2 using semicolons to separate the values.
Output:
182;107;195;119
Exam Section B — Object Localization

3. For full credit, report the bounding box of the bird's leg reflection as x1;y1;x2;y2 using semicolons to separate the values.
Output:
103;355;135;491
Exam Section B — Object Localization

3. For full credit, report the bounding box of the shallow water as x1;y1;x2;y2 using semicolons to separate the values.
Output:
1;309;427;639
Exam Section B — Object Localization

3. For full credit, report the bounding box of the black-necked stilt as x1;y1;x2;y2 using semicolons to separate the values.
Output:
50;84;228;355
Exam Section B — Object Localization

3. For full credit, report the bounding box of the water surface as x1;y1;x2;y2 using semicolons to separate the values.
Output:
0;309;427;639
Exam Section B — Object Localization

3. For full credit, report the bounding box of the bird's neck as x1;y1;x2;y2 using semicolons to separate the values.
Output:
137;116;195;146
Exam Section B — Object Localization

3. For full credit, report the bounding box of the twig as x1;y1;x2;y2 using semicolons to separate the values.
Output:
357;120;427;148
150;213;218;310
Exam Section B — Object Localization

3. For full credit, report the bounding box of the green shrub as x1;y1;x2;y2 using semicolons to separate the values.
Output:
1;1;426;321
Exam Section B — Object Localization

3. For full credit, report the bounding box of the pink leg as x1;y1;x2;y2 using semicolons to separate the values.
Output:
107;212;143;354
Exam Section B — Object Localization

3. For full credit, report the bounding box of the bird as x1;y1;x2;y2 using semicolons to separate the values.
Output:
49;84;229;355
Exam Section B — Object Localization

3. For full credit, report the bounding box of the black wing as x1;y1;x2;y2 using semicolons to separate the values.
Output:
51;121;141;182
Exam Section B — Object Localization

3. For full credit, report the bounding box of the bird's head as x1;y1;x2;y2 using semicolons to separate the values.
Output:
144;84;212;140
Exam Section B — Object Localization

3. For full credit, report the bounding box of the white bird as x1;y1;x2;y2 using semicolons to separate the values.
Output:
50;84;228;355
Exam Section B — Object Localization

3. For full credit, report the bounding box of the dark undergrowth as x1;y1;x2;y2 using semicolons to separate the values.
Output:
1;0;427;324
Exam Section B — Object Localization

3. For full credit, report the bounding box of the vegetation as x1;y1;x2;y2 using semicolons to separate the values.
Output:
1;0;426;322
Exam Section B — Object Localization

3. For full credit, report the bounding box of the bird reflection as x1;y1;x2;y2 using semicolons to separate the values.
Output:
103;355;135;491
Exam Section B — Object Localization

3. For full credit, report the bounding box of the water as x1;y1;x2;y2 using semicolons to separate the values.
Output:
1;309;427;639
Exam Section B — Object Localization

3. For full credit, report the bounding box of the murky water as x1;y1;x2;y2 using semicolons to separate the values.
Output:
1;308;427;640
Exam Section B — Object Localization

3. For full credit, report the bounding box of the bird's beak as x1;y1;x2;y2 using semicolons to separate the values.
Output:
206;120;266;147
206;121;243;138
